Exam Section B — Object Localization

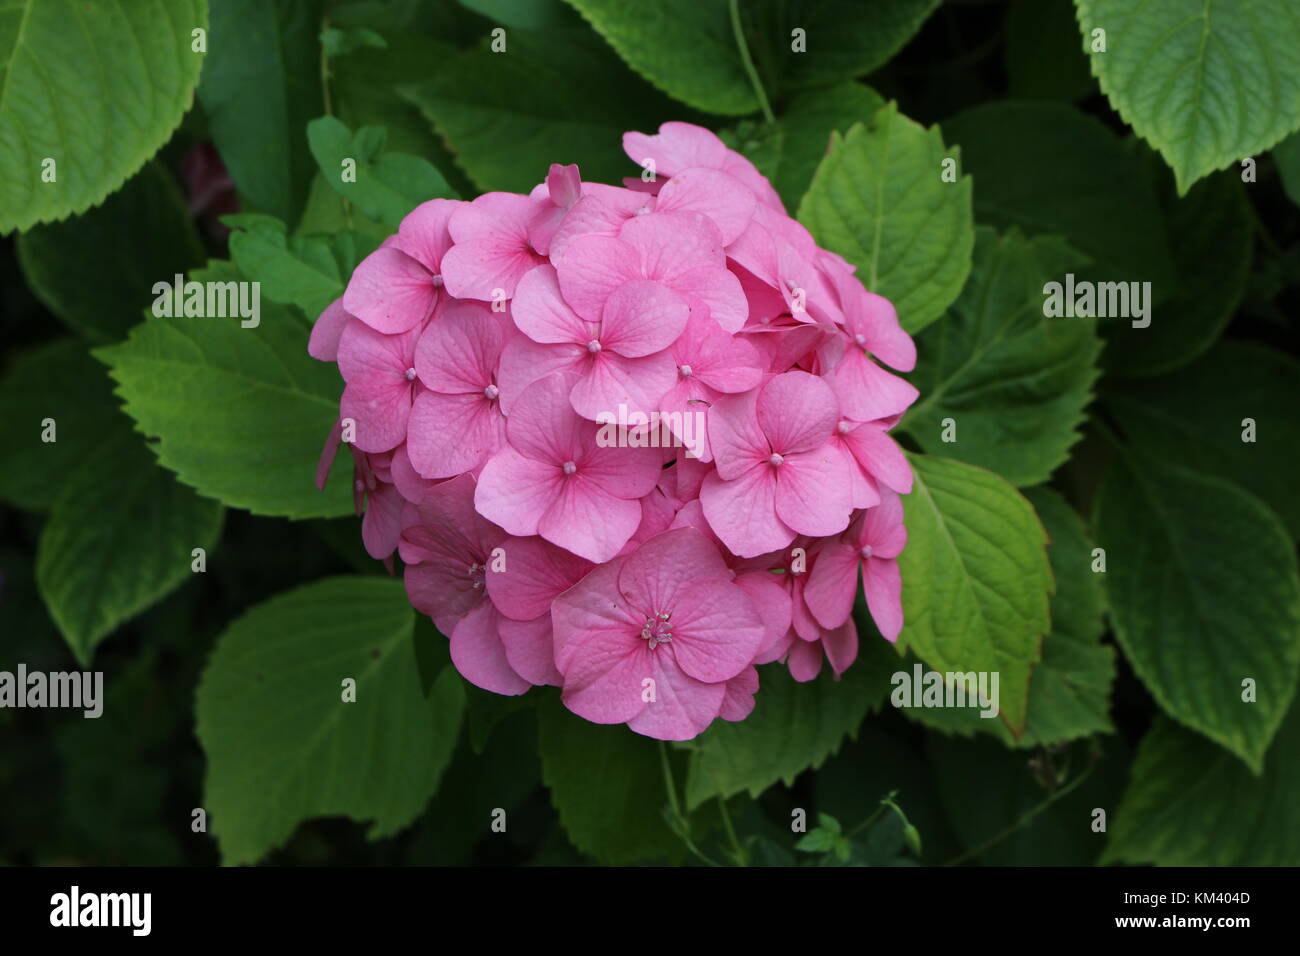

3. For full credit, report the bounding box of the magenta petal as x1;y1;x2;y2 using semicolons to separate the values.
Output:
803;541;859;630
343;246;437;334
862;556;903;642
497;614;562;686
700;465;792;558
450;602;531;696
774;447;853;538
407;390;504;479
600;279;690;357
569;349;676;421
475;448;563;537
626;651;726;740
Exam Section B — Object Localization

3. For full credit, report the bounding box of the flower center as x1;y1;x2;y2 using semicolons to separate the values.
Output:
635;206;651;216
837;420;851;434
483;383;500;400
679;364;693;378
467;561;486;590
587;339;602;354
640;611;673;649
404;367;417;381
769;453;785;467
562;460;577;476
860;545;874;560
854;333;867;347
431;274;445;288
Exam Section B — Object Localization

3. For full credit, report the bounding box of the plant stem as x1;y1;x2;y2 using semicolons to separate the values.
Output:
729;0;776;125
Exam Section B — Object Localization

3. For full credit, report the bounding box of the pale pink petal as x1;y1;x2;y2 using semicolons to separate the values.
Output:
701;465;792;558
654;167;756;245
474;448;563;537
343;246;437;334
407;390;505;478
627;650;726;740
308;298;354;362
450;602;530;695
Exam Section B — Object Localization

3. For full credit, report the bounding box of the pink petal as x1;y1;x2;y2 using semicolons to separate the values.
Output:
496;336;586;415
757;371;839;456
414;300;508;393
663;579;765;683
485;535;593;622
862;556;903;642
600;279;690;357
308;298;354;362
510;264;594;345
719;666;759;721
707;388;770;480
626;650;726;740
407;390;505;478
475;448;563;537
803;541;859;630
555;234;641;321
654;167;756;245
827;348;920;422
787;639;824;682
343;246;437;334
397;198;460;274
616;527;732;615
842;421;913;495
450;602;531;695
361;482;404;559
701;465;792;558
569;349;676;421
498;614;562;686
622;122;729;178
539;478;643;563
822;618;860;675
773;446;853;538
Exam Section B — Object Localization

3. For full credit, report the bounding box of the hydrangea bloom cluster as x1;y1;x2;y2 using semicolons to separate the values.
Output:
310;122;918;740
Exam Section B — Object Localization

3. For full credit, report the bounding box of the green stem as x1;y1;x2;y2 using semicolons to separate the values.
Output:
659;742;722;866
716;795;748;866
728;0;776;125
941;753;1098;866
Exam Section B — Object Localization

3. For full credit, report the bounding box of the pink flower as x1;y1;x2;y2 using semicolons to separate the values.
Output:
343;199;459;333
622;120;786;213
407;300;511;478
804;491;907;642
400;474;529;695
821;282;919;422
474;373;662;562
337;318;424;454
440;193;547;301
551;527;766;739
701;371;853;556
502;264;688;419
485;535;594;686
557;211;747;332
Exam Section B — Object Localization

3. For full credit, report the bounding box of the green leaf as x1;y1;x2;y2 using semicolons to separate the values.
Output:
1019;487;1113;745
1105;340;1300;540
198;0;323;225
458;0;574;30
562;0;756;116
0;0;207;233
941;101;1176;296
896;453;1052;735
16;163;205;342
684;639;897;811
225;213;380;317
723;82;884;211
902;228;1100;487
95;261;352;519
900;487;1114;747
929;735;1130;865
563;0;937;115
1275;131;1300;208
321;25;387;59
1005;0;1094;102
196;576;464;864
537;696;679;864
1093;453;1300;772
0;340;127;512
1076;0;1300;194
36;431;223;664
306;116;455;227
400;28;679;194
1101;171;1252;378
1104;700;1300;865
799;103;974;334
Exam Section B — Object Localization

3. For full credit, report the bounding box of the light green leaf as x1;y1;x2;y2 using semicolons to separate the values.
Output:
198;0;322;225
799;103;974;334
306;116;455;227
95;261;352;519
1101;170;1252;378
197;576;464;864
941;101;1176;296
902;229;1100;487
1104;700;1300;865
1075;0;1300;194
1093;453;1300;772
896;453;1052;735
684;637;897;811
16;163;205;342
37;431;223;664
400;29;678;194
1105;340;1300;540
723;82;884;211
225;213;379;318
537;696;679;864
900;487;1114;747
0;340;128;512
0;0;207;233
